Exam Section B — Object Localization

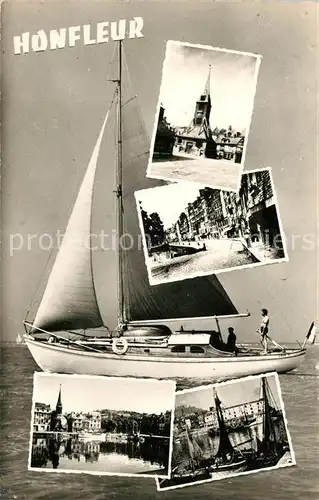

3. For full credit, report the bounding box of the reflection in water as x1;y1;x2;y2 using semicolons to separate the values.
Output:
30;434;169;474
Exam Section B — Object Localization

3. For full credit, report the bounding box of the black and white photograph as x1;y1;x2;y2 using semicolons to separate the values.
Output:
147;41;261;191
136;168;288;285
156;373;295;491
1;3;317;500
29;373;175;477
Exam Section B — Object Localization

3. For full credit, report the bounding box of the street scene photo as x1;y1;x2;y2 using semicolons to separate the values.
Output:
29;373;175;477
147;40;261;191
136;168;287;285
156;373;295;491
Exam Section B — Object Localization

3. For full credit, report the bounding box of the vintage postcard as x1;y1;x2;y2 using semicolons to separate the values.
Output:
156;372;295;491
28;373;175;477
135;168;288;286
1;2;316;500
147;40;261;191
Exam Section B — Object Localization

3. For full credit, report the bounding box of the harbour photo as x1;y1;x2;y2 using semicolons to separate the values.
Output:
147;40;261;191
29;374;175;477
136;168;287;286
156;373;295;491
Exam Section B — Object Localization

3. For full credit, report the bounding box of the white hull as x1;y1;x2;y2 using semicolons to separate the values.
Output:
24;336;306;381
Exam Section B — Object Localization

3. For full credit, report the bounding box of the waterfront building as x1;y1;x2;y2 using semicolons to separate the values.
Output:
68;410;102;432
166;170;281;253
69;412;86;432
208;399;264;426
86;411;102;432
243;171;283;252
33;402;51;432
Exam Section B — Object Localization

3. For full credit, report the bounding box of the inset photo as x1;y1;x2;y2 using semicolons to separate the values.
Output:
147;40;261;191
156;372;295;491
29;373;175;477
135;168;288;286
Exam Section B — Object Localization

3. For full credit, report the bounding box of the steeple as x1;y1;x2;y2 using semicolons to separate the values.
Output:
193;65;212;127
55;384;63;415
203;64;211;96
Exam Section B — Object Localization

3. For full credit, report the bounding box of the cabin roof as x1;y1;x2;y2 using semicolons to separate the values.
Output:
168;333;211;345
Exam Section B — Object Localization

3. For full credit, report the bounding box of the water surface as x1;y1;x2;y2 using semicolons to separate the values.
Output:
1;344;318;500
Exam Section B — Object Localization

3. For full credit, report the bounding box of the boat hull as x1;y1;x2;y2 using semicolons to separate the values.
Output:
24;336;306;381
210;458;247;474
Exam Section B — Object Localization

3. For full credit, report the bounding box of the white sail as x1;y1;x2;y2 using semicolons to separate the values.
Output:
33;112;109;332
16;333;23;344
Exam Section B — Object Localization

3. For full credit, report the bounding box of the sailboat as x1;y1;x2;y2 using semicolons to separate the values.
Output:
16;333;24;344
207;389;247;474
247;376;290;469
169;423;210;483
23;41;310;381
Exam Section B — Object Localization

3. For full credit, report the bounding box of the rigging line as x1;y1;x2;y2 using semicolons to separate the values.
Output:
105;43;118;82
25;244;57;323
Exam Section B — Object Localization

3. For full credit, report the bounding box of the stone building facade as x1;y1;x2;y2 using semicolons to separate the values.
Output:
33;403;51;432
166;170;283;255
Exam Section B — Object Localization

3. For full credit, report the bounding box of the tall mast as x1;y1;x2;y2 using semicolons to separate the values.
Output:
116;40;125;326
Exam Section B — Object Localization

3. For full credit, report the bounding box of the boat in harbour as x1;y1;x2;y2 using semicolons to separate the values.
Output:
245;376;292;470
158;387;246;488
23;41;312;381
206;389;247;474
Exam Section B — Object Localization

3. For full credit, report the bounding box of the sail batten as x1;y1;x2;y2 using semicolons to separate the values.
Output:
33;111;110;332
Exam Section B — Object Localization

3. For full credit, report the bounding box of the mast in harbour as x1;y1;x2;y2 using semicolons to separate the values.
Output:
116;39;125;327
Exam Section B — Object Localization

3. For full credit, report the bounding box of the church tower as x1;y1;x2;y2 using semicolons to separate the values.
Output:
193;65;212;127
55;385;63;415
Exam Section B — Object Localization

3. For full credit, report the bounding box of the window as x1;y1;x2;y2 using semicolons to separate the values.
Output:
171;345;186;353
190;345;205;353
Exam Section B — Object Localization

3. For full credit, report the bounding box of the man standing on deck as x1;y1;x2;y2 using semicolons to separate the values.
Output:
257;308;284;353
259;308;269;353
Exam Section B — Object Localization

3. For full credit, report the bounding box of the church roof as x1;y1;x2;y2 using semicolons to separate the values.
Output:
215;135;244;146
178;125;207;139
177;124;216;142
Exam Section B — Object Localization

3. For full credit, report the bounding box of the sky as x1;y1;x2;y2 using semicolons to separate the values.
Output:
136;183;202;229
1;1;317;343
159;41;260;130
176;373;281;411
33;373;175;414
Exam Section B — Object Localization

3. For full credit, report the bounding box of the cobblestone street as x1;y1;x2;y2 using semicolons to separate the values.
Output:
149;238;255;284
148;154;241;191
